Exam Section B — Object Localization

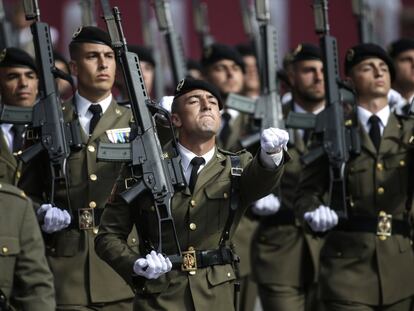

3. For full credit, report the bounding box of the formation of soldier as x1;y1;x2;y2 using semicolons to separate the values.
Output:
1;1;414;311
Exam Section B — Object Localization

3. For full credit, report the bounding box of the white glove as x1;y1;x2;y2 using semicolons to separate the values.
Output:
133;250;172;280
260;127;289;154
304;205;338;232
252;194;281;216
37;204;71;234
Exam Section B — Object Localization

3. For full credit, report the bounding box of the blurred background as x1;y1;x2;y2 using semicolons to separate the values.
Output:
4;0;414;85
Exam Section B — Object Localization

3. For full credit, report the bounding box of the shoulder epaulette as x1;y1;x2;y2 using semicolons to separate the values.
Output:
0;183;29;201
217;147;248;156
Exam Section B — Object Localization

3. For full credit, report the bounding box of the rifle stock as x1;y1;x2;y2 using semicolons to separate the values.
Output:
0;0;13;50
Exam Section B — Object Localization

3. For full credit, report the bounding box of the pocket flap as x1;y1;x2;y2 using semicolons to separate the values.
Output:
206;264;236;287
204;181;230;200
0;237;20;256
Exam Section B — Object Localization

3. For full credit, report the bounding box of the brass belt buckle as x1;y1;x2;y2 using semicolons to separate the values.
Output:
78;208;94;230
181;248;197;272
230;167;243;176
377;211;392;240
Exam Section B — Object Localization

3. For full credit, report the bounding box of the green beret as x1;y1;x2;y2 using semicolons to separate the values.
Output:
173;78;223;110
128;45;155;67
201;43;245;72
344;43;395;80
291;43;322;63
388;38;414;58
0;47;37;73
70;26;112;48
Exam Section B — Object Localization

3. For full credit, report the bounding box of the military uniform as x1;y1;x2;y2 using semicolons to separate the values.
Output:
0;183;55;311
0;131;19;184
19;98;138;309
252;103;323;311
95;145;284;311
296;110;414;308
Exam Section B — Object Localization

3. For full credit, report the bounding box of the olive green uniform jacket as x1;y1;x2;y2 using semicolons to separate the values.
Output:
0;130;19;185
18;98;138;306
252;103;322;288
0;183;55;311
295;112;414;305
95;147;284;311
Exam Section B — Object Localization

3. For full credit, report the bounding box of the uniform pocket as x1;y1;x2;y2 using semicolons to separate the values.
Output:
204;180;231;235
0;237;20;287
206;264;236;287
321;232;370;258
45;229;81;257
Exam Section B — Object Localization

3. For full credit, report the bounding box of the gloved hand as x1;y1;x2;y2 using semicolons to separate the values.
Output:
133;250;172;280
37;204;71;234
304;205;338;232
260;127;289;154
252;194;281;216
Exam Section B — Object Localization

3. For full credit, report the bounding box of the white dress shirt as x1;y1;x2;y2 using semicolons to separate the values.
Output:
75;92;112;134
1;123;14;152
293;102;325;140
358;104;390;136
178;143;215;185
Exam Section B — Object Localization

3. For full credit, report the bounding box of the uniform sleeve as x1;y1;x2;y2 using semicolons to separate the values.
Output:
94;165;140;287
294;156;330;218
11;199;56;311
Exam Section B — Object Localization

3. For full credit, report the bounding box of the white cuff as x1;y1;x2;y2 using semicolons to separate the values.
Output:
260;149;283;168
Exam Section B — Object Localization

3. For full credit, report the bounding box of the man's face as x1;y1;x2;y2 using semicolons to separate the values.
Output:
0;66;38;107
289;60;325;103
140;60;155;95
70;43;116;100
205;59;244;95
172;89;221;140
349;57;391;99
393;49;414;91
243;55;260;94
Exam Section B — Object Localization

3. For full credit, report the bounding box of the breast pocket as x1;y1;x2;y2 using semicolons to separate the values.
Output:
0;237;20;288
204;180;231;236
382;153;408;196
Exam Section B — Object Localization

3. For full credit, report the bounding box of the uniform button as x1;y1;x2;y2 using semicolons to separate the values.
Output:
89;201;97;208
90;174;97;181
141;286;146;292
189;271;196;275
115;108;121;115
377;187;385;195
350;201;355;208
132;238;137;244
189;223;197;231
400;160;406;167
376;163;383;171
16;171;21;178
88;145;96;152
93;228;99;235
190;200;196;208
227;272;231;278
2;247;8;254
223;192;228;199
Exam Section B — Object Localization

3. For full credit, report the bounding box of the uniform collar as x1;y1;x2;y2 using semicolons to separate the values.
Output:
178;142;215;173
358;104;390;133
75;91;112;118
293;102;324;115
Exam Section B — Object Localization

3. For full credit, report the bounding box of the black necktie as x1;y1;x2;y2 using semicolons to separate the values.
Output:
12;125;25;153
369;115;381;152
88;104;102;134
188;157;205;193
220;112;231;146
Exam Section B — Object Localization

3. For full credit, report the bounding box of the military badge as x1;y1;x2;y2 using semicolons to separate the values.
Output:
0;49;6;63
346;48;355;62
72;27;83;39
293;44;302;56
106;127;131;143
176;79;185;92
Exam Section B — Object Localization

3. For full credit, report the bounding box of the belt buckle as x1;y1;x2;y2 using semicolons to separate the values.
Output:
124;177;136;190
377;211;392;240
230;167;243;176
78;208;95;230
181;248;197;272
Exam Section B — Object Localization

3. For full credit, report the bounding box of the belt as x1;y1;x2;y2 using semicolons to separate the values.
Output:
172;247;237;272
71;208;104;230
262;209;296;226
334;212;411;239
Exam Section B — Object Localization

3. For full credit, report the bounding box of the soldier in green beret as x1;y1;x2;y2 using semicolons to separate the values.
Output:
296;43;414;310
0;183;55;311
19;26;137;310
95;78;289;311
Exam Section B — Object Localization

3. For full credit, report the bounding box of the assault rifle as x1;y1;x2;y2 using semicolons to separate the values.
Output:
99;5;185;262
352;0;376;44
239;0;261;70
192;0;214;49
79;0;97;26
0;0;13;50
288;0;360;218
152;0;187;86
21;0;82;209
226;0;285;148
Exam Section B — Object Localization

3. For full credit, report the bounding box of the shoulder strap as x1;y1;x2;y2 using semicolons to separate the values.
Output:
219;155;243;247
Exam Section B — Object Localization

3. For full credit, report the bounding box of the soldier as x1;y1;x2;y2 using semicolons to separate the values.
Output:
388;38;414;113
19;26;138;310
0;47;38;185
129;45;155;96
54;51;73;102
187;59;203;80
236;43;260;99
95;78;289;311
251;43;325;311
0;182;55;311
201;43;257;311
296;43;414;310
